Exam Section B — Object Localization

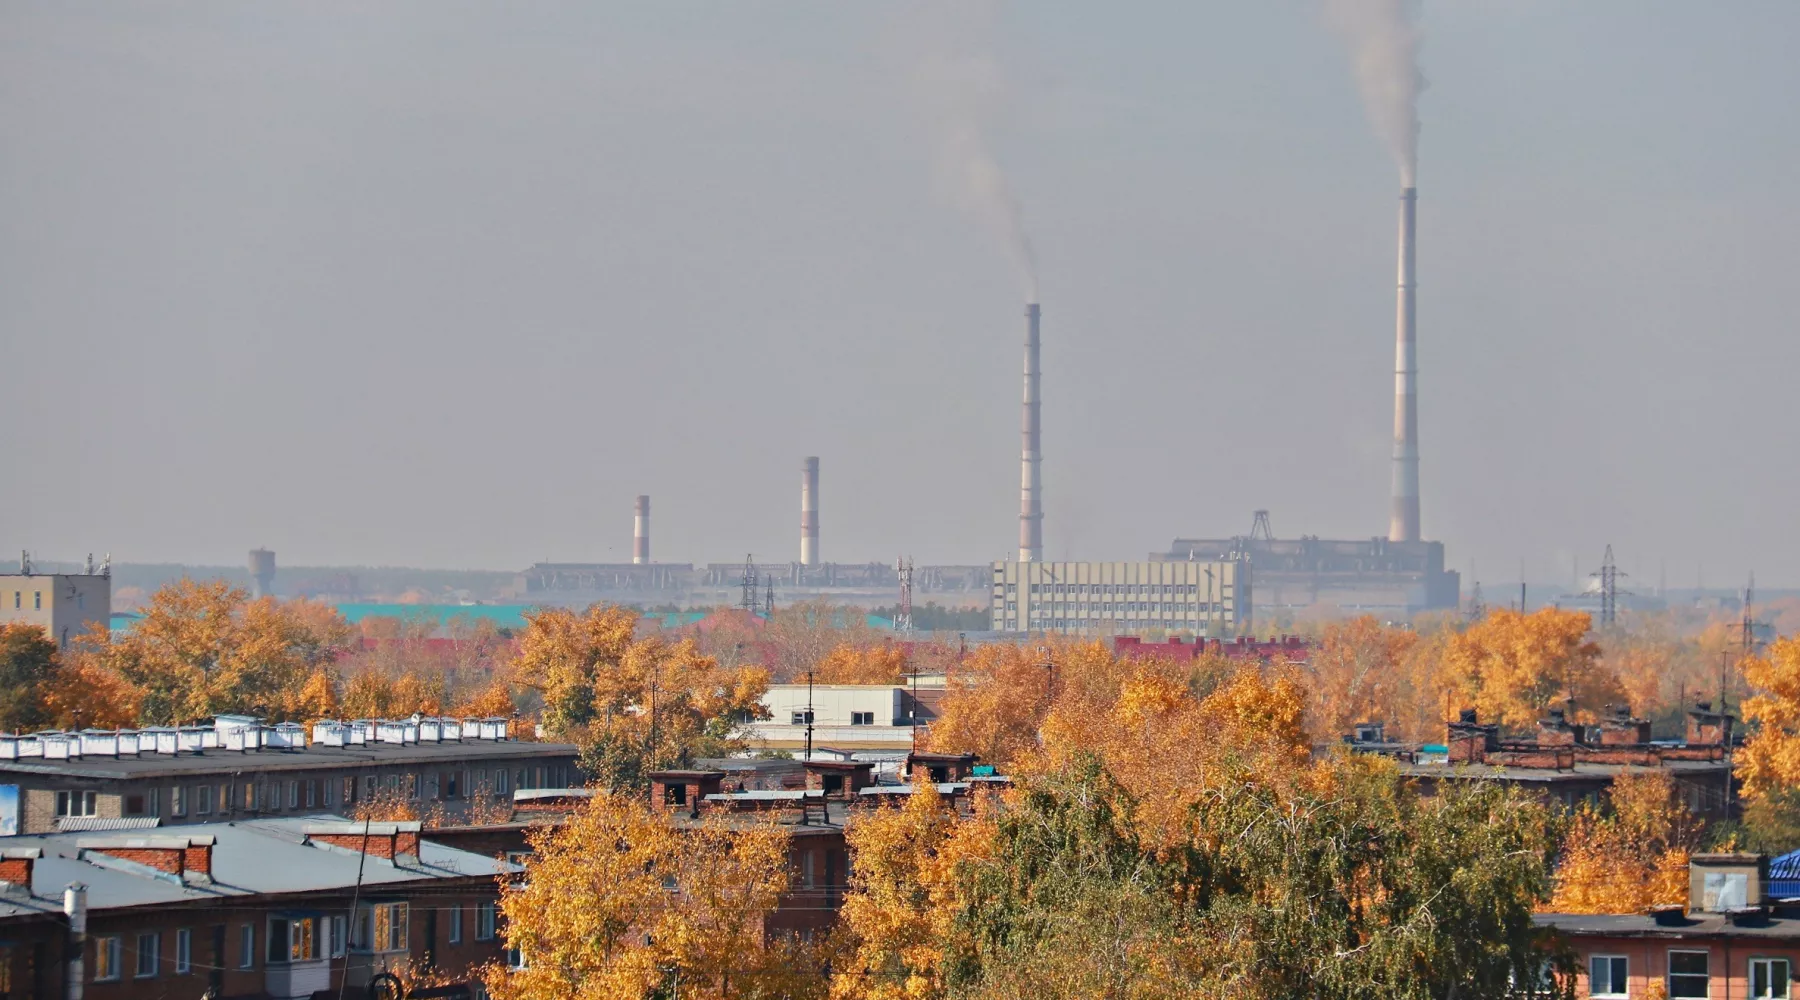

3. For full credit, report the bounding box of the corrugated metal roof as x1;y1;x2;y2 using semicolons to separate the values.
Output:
54;817;162;833
0;816;519;923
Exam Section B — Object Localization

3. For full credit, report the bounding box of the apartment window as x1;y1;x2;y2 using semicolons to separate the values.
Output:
406;774;419;800
125;792;146;815
1753;958;1792;999
239;924;255;969
175;929;191;974
171;786;187;818
93;937;121;981
476;903;496;941
446;771;461;798
790;710;813;725
425;773;440;800
495;769;510;795
268;917;317;963
353;902;409;953
33;593;40;610
345;776;358;803
56;790;97;817
305;780;316;809
1669;950;1710;998
286;780;299;809
329;915;348;959
195;785;212;815
135;932;159;978
448;905;463;944
848;711;874;726
1589;955;1627;998
533;767;546;789
243;783;257;810
218;783;230;813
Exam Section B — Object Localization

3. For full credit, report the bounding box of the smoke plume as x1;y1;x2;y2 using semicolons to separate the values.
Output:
912;1;1038;300
1325;0;1424;186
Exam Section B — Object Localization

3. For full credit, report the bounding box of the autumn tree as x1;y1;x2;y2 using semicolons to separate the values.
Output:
44;624;141;730
1734;635;1800;848
1439;608;1613;730
0;623;59;732
484;791;811;1000
1547;771;1697;914
1304;615;1420;740
813;643;909;685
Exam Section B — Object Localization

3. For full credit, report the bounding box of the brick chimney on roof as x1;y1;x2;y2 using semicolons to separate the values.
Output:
0;848;40;892
77;837;214;882
302;822;422;862
1596;703;1652;747
1536;707;1580;747
1447;709;1499;765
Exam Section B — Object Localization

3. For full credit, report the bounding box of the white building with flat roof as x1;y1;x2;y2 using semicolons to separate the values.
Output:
1;558;110;648
989;559;1249;636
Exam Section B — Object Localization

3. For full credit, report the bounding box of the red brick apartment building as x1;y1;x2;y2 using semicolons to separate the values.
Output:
0;817;515;999
1540;853;1800;999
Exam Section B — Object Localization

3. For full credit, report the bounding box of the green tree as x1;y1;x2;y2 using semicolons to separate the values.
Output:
0;623;59;731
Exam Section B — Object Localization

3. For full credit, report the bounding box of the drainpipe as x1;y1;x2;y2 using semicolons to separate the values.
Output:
64;882;87;1000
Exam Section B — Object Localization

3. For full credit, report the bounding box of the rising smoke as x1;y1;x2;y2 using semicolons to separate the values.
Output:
1324;0;1425;186
911;1;1038;300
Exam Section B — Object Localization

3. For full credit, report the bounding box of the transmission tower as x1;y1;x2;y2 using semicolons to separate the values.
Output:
1742;573;1765;660
1466;581;1485;623
764;577;775;616
1591;545;1628;627
739;554;758;613
894;557;915;635
1250;510;1274;542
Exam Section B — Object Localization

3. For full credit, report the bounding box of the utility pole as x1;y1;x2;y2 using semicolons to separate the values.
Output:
763;577;775;617
804;668;815;762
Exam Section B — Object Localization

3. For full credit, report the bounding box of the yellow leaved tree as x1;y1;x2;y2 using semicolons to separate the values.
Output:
1547;771;1698;913
484;791;809;1000
1440;607;1614;730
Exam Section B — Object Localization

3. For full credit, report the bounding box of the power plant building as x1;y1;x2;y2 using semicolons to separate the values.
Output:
1155;535;1457;613
990;560;1249;636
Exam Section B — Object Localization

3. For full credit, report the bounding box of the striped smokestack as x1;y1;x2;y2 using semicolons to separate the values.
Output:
1389;187;1420;543
633;495;650;564
1019;303;1043;562
800;457;820;566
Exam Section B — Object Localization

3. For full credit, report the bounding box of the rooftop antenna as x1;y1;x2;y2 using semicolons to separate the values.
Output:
19;551;31;575
739;554;758;614
894;557;915;635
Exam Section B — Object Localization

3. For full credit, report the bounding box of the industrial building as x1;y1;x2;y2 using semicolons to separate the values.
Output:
989;559;1249;636
1155;527;1458;613
1;553;111;647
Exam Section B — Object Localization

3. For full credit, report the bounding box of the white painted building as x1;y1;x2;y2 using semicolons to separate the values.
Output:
745;684;933;751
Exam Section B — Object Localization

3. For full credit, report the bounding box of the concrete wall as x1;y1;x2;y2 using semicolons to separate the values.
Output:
762;685;903;727
0;572;111;647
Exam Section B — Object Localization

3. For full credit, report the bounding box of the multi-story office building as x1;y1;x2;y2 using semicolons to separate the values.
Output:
0;558;111;647
989;560;1250;636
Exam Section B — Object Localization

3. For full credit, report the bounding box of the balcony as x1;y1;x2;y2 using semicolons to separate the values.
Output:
266;958;331;999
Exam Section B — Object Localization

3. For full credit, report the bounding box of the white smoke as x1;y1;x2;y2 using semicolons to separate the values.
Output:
1324;0;1425;186
911;1;1038;301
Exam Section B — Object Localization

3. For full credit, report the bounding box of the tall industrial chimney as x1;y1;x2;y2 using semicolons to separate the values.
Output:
633;496;650;565
1388;187;1420;543
1019;303;1043;562
800;457;820;566
248;549;276;599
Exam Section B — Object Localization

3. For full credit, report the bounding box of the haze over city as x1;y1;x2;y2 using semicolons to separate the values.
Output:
4;1;1797;588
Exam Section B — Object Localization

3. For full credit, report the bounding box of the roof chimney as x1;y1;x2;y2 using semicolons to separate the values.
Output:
0;848;40;893
301;821;421;863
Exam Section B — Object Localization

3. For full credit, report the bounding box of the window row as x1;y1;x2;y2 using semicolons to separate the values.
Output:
88;903;500;981
1589;951;1790;999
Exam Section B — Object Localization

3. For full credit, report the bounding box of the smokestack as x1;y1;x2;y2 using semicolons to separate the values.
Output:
633;496;650;565
248;549;276;599
1019;303;1043;562
800;457;820;566
1389;187;1420;543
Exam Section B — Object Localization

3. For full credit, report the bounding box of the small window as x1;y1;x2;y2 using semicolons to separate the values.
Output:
94;937;121;981
171;786;186;818
1590;955;1628;998
850;712;874;726
134;932;158;978
33;593;41;610
352;903;409;953
791;711;813;725
56;791;97;817
495;769;510;795
175;929;191;974
1670;950;1710;998
286;780;299;809
305;780;316;809
195;785;212;815
505;945;527;970
268;916;316;963
448;905;463;944
476;903;496;941
446;772;460;799
425;774;440;800
124;793;146;816
329;915;347;959
1753;958;1792;999
238;924;255;969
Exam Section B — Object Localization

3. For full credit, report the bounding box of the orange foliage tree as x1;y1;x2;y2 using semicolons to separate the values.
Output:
813;643;909;685
1547;771;1698;914
1439;608;1613;730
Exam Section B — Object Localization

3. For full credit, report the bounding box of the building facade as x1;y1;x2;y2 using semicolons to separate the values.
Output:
0;566;110;648
989;560;1249;636
1157;534;1458;613
0;717;581;836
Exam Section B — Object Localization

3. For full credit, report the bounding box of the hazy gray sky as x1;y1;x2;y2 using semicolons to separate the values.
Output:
3;2;1797;589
